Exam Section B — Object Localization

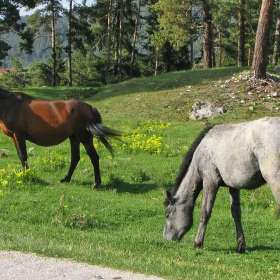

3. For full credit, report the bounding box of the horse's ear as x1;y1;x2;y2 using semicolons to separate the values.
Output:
166;190;175;204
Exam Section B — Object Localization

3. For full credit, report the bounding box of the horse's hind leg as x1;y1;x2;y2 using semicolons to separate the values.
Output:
60;135;80;183
229;187;246;253
259;162;280;206
81;136;101;189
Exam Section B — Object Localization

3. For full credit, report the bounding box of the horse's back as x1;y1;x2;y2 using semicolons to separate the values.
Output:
28;99;93;122
196;117;280;189
22;99;94;146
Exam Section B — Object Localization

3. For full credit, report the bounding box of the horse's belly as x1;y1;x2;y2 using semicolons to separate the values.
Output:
27;136;69;146
26;128;71;146
222;170;265;189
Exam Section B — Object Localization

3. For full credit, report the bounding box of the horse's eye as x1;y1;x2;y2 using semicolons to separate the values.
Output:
165;214;169;219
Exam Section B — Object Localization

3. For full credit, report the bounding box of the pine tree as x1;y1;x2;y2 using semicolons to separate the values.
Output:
250;0;274;79
0;0;36;65
273;1;280;66
26;0;64;86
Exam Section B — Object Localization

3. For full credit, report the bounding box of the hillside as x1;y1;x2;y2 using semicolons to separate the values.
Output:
20;66;280;124
1;16;68;68
87;66;280;124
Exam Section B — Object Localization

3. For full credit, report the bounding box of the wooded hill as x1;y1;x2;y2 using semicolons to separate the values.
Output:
0;0;278;86
1;16;68;68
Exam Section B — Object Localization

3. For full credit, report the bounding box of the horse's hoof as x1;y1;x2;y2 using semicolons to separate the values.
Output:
236;237;246;253
92;182;101;189
193;241;203;248
236;245;246;254
60;178;70;183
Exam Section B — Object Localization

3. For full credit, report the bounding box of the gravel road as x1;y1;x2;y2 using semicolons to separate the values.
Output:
0;251;166;280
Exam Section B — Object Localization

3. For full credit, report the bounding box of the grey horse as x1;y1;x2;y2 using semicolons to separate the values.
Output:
163;117;280;253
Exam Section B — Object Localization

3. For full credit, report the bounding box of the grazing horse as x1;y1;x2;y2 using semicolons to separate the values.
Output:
0;87;120;188
163;117;280;253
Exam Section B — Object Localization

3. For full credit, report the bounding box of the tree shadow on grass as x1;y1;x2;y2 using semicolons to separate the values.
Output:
101;176;168;194
206;245;280;253
76;175;170;195
247;245;280;252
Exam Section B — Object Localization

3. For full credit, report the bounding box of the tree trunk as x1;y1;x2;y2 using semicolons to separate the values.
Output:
218;26;222;67
202;0;212;69
118;2;123;82
51;0;57;87
67;0;73;86
248;46;253;65
238;0;245;67
129;0;142;79
273;16;280;66
189;5;194;69
190;36;194;69
212;25;216;68
105;0;112;83
155;48;160;76
250;0;274;79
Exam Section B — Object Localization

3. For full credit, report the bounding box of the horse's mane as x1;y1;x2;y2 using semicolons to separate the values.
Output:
14;92;35;100
0;87;12;97
164;125;213;206
0;87;34;100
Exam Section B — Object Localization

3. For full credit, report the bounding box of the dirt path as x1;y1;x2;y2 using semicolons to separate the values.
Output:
0;251;166;280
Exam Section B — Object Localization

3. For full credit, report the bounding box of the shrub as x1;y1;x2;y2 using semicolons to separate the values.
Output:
28;61;53;86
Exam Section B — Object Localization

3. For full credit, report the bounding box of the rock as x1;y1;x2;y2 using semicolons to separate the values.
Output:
274;66;280;74
189;102;227;120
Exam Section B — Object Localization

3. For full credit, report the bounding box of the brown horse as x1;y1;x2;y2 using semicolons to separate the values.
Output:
0;87;121;188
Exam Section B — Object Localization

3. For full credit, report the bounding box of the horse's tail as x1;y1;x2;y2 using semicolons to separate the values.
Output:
86;107;122;155
164;125;214;206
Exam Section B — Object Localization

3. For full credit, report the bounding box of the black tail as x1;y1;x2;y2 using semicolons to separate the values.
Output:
86;122;122;155
86;107;122;154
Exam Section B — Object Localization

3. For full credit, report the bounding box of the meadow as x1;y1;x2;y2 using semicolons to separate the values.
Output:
1;67;280;279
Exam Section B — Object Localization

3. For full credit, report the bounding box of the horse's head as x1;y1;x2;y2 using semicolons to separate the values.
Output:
163;190;192;241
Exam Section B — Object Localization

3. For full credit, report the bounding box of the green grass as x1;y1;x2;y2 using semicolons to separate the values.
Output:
1;67;280;279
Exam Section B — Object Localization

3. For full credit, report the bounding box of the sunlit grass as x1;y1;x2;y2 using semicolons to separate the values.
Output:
1;67;280;279
0;119;279;280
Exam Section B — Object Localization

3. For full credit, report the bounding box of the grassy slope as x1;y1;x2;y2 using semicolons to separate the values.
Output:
1;67;280;280
23;66;279;123
21;67;247;121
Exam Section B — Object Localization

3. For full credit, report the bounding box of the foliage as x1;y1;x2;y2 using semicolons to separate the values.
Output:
0;53;30;87
59;87;101;100
151;0;195;50
0;68;27;88
0;0;36;64
27;61;53;86
70;50;103;85
0;0;277;83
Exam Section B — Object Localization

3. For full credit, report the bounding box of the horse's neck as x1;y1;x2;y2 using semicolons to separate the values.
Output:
175;165;201;204
0;88;12;99
0;89;14;118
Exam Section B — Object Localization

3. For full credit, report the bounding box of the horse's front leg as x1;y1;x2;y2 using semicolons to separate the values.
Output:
12;135;28;169
194;180;219;248
229;187;246;253
60;135;80;183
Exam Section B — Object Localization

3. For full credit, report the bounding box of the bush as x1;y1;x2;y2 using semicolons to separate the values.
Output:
28;61;53;86
59;87;101;100
0;68;30;88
